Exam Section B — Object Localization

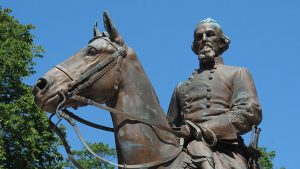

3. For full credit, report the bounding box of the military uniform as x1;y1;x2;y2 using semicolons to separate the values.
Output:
168;60;262;169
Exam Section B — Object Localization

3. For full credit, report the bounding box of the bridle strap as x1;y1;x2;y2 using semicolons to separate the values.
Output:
112;55;123;94
72;95;189;139
63;109;114;132
48;121;84;169
69;57;119;97
55;65;74;81
53;36;127;98
69;49;122;88
68;50;125;96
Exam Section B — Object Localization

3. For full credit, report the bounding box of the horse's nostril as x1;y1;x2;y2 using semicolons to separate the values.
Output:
36;78;48;91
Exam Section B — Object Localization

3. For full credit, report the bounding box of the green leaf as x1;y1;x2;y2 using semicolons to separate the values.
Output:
258;146;285;169
0;6;63;169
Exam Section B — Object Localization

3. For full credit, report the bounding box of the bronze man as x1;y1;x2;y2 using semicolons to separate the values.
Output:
167;18;262;169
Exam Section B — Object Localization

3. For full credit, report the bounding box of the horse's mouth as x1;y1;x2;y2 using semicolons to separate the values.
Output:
34;89;65;113
41;94;62;113
35;91;86;113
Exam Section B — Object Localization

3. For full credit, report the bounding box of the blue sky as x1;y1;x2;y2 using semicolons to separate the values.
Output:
2;1;300;168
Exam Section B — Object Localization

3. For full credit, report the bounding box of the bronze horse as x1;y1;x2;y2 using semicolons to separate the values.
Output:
33;12;195;168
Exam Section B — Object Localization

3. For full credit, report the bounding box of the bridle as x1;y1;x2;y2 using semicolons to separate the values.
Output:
49;36;186;168
55;35;126;100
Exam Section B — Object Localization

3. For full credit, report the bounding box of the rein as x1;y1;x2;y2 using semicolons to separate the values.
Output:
49;37;185;168
51;99;184;169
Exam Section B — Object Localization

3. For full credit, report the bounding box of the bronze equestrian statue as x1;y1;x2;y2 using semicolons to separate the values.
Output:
32;11;262;169
167;18;262;169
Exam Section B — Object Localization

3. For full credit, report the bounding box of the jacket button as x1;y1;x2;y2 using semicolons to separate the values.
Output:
206;103;211;108
207;87;211;92
210;70;215;73
206;94;211;100
209;76;213;80
184;109;189;113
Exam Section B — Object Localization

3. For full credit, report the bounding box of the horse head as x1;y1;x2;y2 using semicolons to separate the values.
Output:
33;11;127;113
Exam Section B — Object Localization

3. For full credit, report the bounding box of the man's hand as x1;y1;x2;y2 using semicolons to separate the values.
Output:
201;127;214;141
184;120;204;140
180;124;192;139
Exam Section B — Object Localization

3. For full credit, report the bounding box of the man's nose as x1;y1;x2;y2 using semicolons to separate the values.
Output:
201;33;208;45
202;33;207;41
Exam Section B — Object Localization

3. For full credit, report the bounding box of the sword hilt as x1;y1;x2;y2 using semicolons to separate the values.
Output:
248;125;262;169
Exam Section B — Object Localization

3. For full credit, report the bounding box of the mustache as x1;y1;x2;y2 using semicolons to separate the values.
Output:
198;44;215;56
199;41;214;50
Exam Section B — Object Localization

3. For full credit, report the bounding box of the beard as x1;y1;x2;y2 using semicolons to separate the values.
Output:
197;44;216;63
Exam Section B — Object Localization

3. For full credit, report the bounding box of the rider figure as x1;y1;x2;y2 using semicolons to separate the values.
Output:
167;18;262;169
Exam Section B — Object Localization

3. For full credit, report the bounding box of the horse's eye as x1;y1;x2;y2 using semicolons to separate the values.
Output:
87;47;98;56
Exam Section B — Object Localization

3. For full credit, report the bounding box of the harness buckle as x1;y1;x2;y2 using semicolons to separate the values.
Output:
118;48;127;57
180;137;184;147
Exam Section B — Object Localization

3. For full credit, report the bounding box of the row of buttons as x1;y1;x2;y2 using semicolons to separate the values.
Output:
206;66;217;108
184;66;216;110
183;72;194;114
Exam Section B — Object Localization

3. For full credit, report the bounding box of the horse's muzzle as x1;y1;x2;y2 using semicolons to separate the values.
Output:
33;77;60;112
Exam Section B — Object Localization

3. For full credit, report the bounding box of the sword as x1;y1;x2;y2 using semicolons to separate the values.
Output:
248;125;261;169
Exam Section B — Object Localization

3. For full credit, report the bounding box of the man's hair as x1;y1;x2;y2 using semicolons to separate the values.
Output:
192;18;231;55
199;18;221;29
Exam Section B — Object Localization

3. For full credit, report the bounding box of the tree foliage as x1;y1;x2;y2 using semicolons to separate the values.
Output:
64;142;116;169
258;147;276;169
259;147;285;169
0;6;63;168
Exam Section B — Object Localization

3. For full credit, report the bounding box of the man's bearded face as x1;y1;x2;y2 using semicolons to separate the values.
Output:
193;23;222;63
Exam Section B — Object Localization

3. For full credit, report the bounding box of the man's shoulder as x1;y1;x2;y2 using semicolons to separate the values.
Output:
220;64;253;78
219;64;246;71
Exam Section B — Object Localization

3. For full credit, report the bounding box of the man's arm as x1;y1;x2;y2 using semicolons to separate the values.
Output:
167;83;182;127
201;68;262;141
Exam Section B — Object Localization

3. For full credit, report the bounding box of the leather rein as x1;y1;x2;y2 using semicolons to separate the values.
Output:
49;36;185;169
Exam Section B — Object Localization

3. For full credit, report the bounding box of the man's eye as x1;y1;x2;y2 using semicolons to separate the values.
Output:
87;47;98;56
197;34;203;40
206;31;215;37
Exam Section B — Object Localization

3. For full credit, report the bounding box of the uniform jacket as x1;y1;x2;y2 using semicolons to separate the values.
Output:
168;62;262;141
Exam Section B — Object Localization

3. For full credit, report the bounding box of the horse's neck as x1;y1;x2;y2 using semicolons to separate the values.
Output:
109;51;179;165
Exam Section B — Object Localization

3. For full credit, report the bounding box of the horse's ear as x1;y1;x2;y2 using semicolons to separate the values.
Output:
93;22;101;37
103;11;120;42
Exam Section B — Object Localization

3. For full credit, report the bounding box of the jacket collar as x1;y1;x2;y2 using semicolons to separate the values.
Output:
199;56;224;70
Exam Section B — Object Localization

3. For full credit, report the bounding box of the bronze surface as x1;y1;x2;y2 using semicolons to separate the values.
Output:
33;13;262;169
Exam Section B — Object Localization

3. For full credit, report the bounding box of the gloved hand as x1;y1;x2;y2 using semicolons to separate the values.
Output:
203;127;216;141
184;120;203;140
180;124;191;139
